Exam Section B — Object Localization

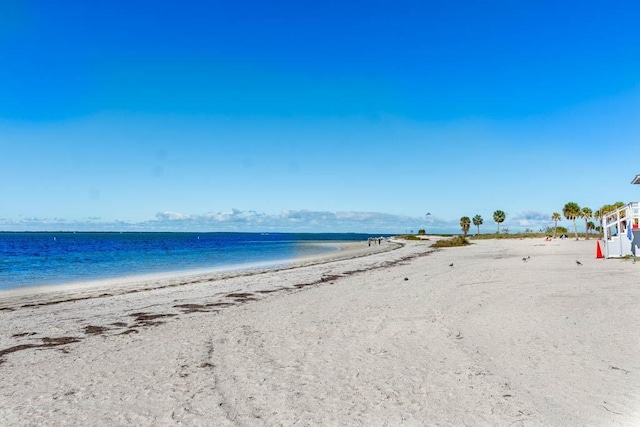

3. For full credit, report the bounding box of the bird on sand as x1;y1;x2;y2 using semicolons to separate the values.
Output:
522;257;528;262
576;260;583;266
449;263;454;267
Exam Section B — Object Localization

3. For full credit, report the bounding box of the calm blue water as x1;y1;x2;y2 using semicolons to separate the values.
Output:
0;232;389;291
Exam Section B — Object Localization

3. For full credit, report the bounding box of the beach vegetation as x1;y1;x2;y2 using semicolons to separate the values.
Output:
431;236;470;248
594;209;603;238
397;234;423;240
493;210;506;233
563;202;581;240
551;212;562;238
460;216;471;237
581;207;592;240
599;202;626;218
469;226;600;240
417;229;426;235
544;226;568;236
471;232;541;240
472;214;483;235
587;221;596;235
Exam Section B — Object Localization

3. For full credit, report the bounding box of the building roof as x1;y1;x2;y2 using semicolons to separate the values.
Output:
632;174;640;185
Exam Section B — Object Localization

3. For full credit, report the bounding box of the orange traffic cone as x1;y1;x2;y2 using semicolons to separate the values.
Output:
596;241;604;259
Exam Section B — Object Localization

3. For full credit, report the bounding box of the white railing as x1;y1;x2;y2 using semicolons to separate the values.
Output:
603;202;639;240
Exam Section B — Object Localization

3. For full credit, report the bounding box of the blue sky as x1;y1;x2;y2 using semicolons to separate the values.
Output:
1;1;640;233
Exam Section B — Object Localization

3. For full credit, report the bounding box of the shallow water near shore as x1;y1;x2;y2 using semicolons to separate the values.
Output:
0;232;390;291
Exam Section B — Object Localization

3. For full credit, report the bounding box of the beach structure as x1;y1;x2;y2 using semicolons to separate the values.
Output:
602;202;639;258
601;174;640;258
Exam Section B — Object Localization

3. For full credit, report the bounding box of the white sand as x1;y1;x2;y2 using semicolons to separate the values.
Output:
1;237;639;426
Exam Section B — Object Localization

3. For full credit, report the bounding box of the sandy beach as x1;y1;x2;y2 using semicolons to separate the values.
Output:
1;237;639;426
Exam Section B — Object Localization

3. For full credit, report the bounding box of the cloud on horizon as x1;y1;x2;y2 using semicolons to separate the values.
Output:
510;210;553;231
152;209;429;232
0;209;556;234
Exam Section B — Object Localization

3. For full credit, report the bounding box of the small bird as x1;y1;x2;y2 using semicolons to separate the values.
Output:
404;277;409;281
449;263;454;267
576;260;583;266
522;257;528;262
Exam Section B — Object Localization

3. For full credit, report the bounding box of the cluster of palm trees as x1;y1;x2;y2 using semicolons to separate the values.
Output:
458;203;627;238
553;201;626;240
459;210;506;236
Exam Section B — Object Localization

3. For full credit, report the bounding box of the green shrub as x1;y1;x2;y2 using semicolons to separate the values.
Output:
544;226;568;235
397;234;423;240
431;236;470;247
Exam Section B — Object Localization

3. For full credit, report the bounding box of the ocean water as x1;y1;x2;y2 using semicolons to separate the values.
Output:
0;232;388;291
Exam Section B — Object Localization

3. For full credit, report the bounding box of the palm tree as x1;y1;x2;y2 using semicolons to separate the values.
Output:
472;214;483;235
587;221;595;236
594;208;603;239
581;207;592;240
563;202;581;240
599;204;617;239
551;212;562;238
598;202;626;239
460;216;471;237
493;210;506;234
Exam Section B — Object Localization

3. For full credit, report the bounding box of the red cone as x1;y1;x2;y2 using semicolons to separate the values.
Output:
596;241;604;259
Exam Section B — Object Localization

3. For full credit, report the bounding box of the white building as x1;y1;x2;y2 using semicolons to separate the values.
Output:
602;174;640;258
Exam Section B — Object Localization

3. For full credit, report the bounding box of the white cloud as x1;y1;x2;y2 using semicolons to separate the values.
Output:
1;209;436;233
156;211;193;221
509;210;552;231
0;208;559;234
516;210;550;222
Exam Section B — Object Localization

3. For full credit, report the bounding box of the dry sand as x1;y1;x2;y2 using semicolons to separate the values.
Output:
1;237;639;426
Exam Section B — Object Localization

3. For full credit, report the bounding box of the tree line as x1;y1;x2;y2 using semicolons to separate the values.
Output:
459;210;505;237
458;202;626;239
551;201;625;240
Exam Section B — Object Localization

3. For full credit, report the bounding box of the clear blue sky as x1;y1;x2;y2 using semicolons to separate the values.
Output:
2;1;640;233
